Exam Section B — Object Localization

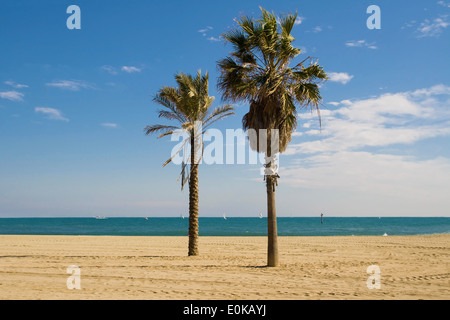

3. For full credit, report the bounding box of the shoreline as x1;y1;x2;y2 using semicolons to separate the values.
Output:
0;234;449;300
0;233;449;237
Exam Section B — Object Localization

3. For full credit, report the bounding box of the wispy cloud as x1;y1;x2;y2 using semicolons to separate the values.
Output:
345;40;378;49
409;84;450;97
402;20;417;29
312;26;322;33
327;72;354;85
121;66;141;73
207;36;221;42
101;123;118;128
46;80;94;91
294;16;304;25
281;151;450;208
416;16;449;38
4;81;28;89
277;13;304;26
0;91;24;101
198;26;222;42
102;65;142;74
198;26;213;35
288;85;450;155
402;2;449;38
35;107;69;122
282;85;450;212
101;65;118;75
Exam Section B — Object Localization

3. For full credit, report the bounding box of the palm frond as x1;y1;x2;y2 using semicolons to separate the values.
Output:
162;137;190;167
203;104;235;130
144;124;179;138
218;7;326;156
278;11;297;36
146;69;234;186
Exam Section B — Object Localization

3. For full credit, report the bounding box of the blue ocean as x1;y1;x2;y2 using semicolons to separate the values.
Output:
0;217;449;236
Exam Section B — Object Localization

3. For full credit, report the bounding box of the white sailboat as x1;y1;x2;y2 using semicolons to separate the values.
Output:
259;212;263;219
223;213;227;220
181;213;185;219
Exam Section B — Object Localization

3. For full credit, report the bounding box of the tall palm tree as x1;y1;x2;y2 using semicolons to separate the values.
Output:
145;70;234;256
217;8;327;266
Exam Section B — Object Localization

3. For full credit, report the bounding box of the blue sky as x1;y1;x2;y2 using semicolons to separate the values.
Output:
1;0;449;217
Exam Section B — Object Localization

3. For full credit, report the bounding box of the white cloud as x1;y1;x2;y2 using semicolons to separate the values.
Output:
410;84;450;97
327;72;354;85
403;10;450;38
312;26;322;33
103;65;143;74
35;107;69;122
345;40;378;49
437;1;450;8
198;26;213;34
281;151;450;206
277;15;304;26
281;86;450;216
121;66;141;73
340;99;353;106
46;80;94;91
101;123;118;128
0;91;24;101
416;16;449;37
207;36;221;42
4;81;28;89
101;65;118;75
294;16;304;25
402;20;417;29
288;87;450;155
199;26;222;42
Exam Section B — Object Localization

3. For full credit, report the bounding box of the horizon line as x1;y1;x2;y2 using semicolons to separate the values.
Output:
0;216;449;219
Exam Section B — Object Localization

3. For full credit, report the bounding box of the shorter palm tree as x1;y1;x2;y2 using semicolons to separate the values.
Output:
145;70;234;256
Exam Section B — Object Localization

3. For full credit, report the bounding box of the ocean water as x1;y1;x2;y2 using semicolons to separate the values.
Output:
0;217;449;236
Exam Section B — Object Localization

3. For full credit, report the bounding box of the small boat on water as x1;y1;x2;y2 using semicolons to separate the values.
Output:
94;216;107;220
259;212;263;219
223;213;227;220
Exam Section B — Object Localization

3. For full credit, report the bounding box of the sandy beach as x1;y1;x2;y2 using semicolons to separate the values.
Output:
0;234;448;300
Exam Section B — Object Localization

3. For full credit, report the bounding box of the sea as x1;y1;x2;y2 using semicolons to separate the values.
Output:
0;217;449;237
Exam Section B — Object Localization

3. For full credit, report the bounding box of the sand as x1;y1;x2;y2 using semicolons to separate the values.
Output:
0;234;448;300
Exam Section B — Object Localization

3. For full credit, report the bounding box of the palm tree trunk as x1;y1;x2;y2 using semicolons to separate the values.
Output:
266;130;279;267
266;175;279;267
188;134;199;256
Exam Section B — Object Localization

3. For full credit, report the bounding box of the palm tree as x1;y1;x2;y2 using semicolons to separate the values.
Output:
217;8;327;266
145;70;234;256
